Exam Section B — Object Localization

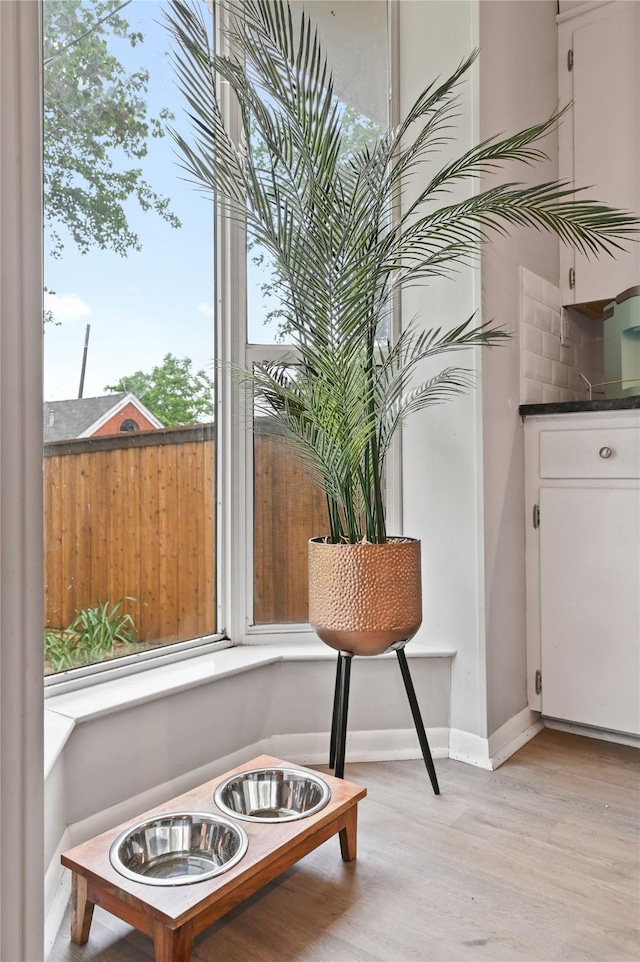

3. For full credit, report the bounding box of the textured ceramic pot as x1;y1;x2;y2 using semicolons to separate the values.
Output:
308;536;422;656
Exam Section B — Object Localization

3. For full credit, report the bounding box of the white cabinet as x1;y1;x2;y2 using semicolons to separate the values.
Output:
558;1;640;306
525;410;640;736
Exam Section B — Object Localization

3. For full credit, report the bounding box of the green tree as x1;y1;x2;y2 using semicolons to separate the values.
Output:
105;353;215;425
44;0;181;258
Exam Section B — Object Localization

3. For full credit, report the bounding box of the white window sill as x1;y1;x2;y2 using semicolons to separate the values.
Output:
44;641;455;778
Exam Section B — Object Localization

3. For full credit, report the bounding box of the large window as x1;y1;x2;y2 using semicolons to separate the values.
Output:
43;0;391;674
43;0;217;675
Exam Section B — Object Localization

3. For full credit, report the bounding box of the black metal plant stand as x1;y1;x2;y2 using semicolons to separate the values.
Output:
329;645;440;795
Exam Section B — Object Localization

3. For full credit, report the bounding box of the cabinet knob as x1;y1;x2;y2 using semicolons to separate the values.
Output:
599;446;613;459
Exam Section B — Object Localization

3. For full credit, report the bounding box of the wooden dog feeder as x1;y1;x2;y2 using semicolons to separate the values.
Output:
61;754;366;962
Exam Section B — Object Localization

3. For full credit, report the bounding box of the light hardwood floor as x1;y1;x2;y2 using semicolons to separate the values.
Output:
49;729;640;962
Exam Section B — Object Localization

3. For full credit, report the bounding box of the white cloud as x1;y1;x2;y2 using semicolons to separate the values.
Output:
45;292;91;323
198;301;215;317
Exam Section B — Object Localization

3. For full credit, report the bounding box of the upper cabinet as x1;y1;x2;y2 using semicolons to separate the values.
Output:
558;1;640;307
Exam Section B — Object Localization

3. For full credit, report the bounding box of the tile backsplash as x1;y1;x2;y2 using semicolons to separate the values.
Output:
520;267;604;404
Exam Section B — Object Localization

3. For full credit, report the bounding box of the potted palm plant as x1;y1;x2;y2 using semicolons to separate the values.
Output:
165;0;636;784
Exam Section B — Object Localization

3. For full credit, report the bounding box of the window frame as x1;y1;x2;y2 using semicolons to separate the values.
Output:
43;0;228;696
43;0;402;693
237;0;402;643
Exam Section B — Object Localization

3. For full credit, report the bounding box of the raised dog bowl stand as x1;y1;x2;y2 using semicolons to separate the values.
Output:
61;754;366;962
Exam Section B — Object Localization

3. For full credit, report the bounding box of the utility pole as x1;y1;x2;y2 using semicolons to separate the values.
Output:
78;323;90;398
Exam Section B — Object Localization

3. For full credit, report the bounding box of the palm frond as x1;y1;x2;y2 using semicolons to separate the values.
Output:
379;366;478;458
167;0;639;543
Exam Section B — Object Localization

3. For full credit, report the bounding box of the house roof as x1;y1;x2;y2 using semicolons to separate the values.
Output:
43;393;163;443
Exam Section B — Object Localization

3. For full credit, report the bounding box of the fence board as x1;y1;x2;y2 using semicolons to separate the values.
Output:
198;432;215;637
158;440;178;643
44;455;64;627
140;440;161;642
75;458;92;622
91;451;110;629
123;445;140;631
253;433;327;624
107;447;126;620
177;440;199;640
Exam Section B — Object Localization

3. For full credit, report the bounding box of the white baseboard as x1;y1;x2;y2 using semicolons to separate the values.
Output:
450;707;543;771
544;718;640;749
488;707;543;769
449;727;492;769
271;727;450;766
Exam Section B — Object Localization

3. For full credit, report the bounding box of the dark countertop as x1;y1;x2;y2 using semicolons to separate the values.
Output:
520;397;640;417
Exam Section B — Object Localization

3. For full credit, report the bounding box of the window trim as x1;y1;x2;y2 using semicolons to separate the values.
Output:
44;634;232;699
2;2;45;955
215;0;248;645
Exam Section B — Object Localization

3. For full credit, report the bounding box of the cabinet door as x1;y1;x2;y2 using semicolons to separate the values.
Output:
560;2;640;305
539;486;640;734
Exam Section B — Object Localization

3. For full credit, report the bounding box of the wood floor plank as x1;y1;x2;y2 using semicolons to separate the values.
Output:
49;730;639;962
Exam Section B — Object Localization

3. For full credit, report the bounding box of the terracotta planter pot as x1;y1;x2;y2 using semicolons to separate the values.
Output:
308;536;422;656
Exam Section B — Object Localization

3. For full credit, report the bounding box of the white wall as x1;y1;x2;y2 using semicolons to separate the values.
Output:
399;1;562;739
399;1;488;738
478;0;559;734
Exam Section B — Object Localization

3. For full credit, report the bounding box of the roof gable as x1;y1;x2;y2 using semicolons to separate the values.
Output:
44;393;163;443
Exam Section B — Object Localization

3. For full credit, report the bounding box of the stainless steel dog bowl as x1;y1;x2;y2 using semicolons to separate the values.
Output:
109;812;248;886
213;768;331;822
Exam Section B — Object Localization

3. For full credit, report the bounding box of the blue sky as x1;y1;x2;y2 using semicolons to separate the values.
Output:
44;0;278;402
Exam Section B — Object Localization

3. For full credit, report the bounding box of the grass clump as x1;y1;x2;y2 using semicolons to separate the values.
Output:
45;598;138;673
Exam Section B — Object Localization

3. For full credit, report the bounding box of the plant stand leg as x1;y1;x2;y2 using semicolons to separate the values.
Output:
334;652;353;779
329;652;343;768
396;648;440;795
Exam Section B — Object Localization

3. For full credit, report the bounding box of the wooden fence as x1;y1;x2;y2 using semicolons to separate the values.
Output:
253;424;327;624
44;423;327;643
